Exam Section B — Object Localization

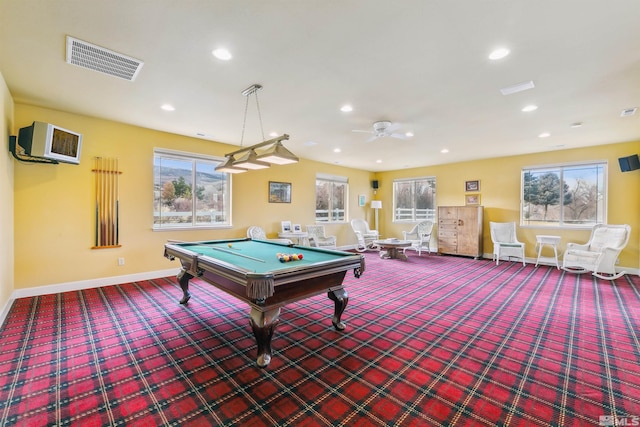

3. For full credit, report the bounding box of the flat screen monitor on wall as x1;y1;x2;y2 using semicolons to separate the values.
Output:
18;121;83;165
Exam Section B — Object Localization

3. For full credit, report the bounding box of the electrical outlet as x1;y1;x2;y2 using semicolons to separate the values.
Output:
118;257;125;266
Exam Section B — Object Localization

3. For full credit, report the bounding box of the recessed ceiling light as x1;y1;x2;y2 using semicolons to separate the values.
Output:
489;48;510;60
441;148;449;153
333;148;341;153
538;132;551;138
269;131;278;137
212;48;232;60
376;159;382;163
161;104;175;111
340;105;353;112
522;105;538;112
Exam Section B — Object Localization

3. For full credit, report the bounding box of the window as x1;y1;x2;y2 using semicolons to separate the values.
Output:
154;149;231;229
393;177;437;222
315;174;348;222
521;161;607;227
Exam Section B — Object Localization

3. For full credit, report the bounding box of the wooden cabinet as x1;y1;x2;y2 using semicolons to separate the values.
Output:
438;206;483;258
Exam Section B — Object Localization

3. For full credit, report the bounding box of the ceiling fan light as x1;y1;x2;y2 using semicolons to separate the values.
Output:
233;149;271;169
256;141;299;165
215;156;247;173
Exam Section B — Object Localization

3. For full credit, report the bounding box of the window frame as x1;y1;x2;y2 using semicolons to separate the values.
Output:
520;160;608;229
153;148;232;231
315;173;348;223
392;176;437;223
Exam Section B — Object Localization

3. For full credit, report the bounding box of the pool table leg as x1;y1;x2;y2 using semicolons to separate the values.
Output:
328;288;349;330
249;307;281;368
177;269;193;304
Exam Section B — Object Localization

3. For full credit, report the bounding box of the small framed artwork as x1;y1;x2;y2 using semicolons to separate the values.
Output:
269;181;291;203
465;180;480;192
293;224;302;232
358;194;366;207
281;221;292;233
465;194;481;205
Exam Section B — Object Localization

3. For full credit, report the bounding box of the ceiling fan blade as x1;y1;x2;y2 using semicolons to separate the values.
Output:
365;135;379;143
352;129;373;134
390;132;410;140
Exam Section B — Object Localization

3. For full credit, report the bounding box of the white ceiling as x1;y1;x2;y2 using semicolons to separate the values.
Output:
1;0;639;171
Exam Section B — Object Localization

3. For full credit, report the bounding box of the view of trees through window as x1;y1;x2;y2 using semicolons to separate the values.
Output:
154;151;230;228
522;162;606;226
315;176;347;222
393;177;436;221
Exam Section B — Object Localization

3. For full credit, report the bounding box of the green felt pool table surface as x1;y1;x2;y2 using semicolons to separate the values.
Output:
173;239;348;273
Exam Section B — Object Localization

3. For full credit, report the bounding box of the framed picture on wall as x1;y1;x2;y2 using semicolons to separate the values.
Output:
358;194;366;207
293;224;302;232
465;194;481;205
465;180;480;192
269;181;291;203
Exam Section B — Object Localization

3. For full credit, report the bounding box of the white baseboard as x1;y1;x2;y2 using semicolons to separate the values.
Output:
1;268;180;328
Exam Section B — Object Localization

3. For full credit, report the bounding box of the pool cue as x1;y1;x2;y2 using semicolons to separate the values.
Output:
109;158;114;245
105;158;109;246
115;158;119;245
94;158;99;247
100;157;105;246
207;245;266;263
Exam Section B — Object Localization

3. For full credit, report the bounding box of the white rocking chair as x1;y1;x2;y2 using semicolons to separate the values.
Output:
562;224;631;280
402;221;434;256
350;219;380;252
306;225;337;249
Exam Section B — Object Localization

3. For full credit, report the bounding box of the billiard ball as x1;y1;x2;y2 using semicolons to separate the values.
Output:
228;243;233;248
298;253;303;260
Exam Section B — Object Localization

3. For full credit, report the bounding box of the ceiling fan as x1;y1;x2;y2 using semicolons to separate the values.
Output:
352;121;411;142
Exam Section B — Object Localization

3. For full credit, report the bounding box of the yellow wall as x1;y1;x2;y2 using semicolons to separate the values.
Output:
10;102;640;291
13;104;376;288
376;141;640;268
1;73;15;311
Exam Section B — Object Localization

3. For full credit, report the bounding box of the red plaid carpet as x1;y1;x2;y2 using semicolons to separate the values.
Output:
1;253;639;426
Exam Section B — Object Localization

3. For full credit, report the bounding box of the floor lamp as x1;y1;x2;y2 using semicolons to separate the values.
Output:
371;200;382;232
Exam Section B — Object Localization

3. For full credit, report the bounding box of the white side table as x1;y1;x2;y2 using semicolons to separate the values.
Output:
535;235;561;269
278;232;309;246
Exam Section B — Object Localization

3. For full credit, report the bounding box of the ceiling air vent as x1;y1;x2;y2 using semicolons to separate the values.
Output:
500;80;535;96
65;36;144;81
620;107;637;117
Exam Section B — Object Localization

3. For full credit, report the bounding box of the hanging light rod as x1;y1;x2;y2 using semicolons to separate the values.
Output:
224;134;290;157
241;84;263;97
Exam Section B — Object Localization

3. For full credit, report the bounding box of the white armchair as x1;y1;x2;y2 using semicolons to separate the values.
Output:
246;226;292;245
402;221;434;256
350;219;380;252
562;224;631;280
306;225;337;249
490;222;525;266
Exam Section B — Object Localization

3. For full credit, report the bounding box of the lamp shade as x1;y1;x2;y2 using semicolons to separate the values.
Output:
233;149;270;170
256;141;299;165
371;200;382;209
215;155;247;174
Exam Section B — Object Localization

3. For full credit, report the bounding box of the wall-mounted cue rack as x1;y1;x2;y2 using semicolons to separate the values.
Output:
92;157;122;249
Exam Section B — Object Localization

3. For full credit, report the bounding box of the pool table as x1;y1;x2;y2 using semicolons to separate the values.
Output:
164;238;365;367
